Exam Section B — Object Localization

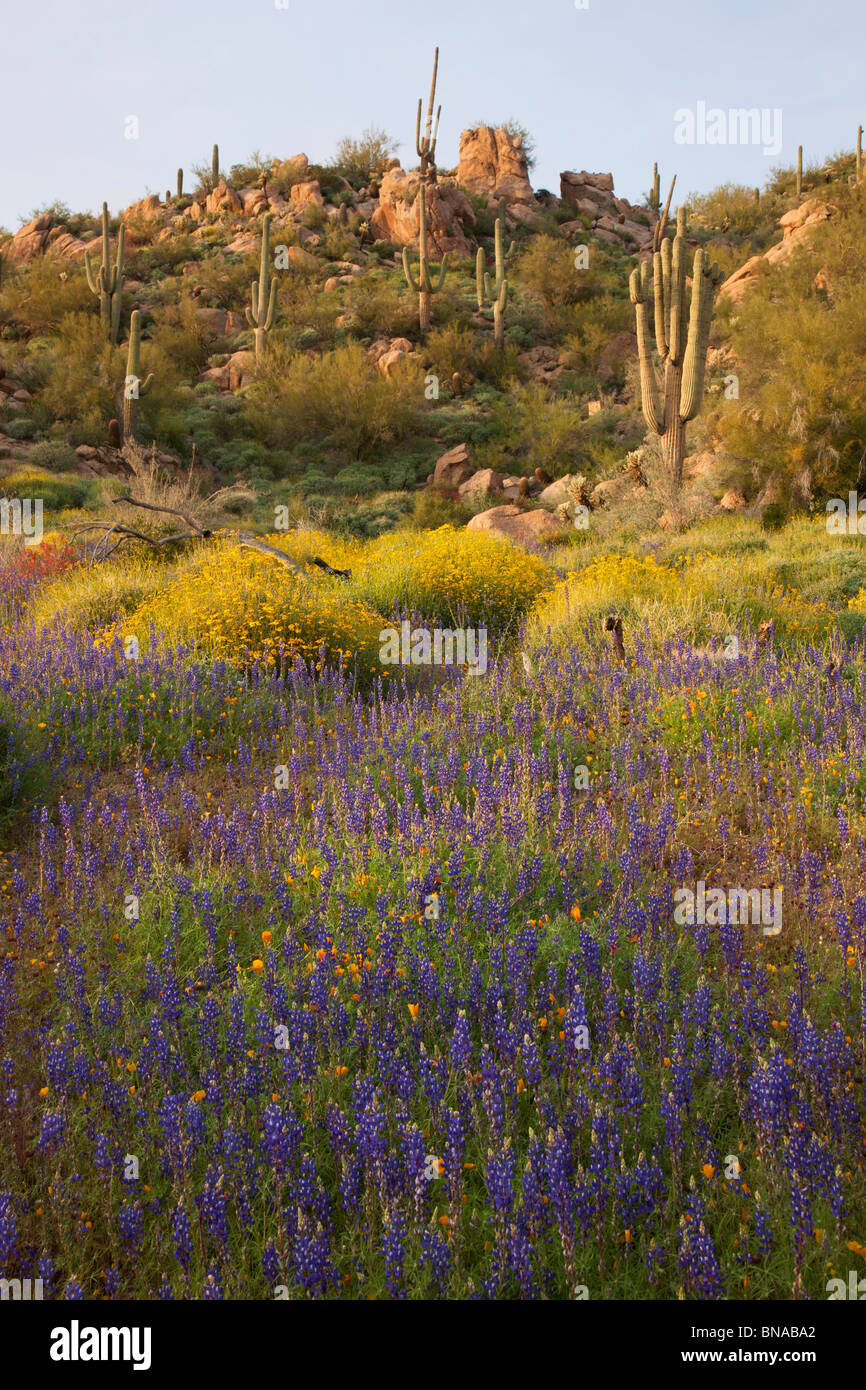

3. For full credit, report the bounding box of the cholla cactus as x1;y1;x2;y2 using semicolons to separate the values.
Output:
246;212;278;359
416;47;441;185
476;199;514;348
554;474;592;526
84;203;125;344
122;310;154;442
629;195;723;492
402;184;448;336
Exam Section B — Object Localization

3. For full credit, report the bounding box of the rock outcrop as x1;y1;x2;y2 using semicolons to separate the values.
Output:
456;127;534;204
559;171;654;249
719;197;837;304
467;504;569;548
370;168;475;257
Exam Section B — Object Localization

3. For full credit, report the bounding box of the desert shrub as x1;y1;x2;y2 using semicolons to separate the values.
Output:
34;312;122;430
248;341;423;458
127;542;385;678
493;382;587;475
32;555;168;632
333;466;386;496
342;274;417;339
424;325;482;384
127;234;198;277
529;551;835;654
0;255;94;336
717;188;866;498
28;440;79;472
352;525;553;630
332;494;413;540
410;490;473;530
329;127;398;185
4;418;38;440
1;468;93;511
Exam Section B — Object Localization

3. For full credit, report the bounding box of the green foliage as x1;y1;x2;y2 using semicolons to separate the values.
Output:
28;440;79;471
248;341;424;459
0;256;94;336
329;127;398;185
2;468;94;510
717;186;866;497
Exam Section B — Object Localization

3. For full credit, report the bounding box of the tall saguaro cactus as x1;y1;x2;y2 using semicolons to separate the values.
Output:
857;126;863;185
629;191;723;494
796;145;803;198
476;199;514;348
177;168;184;199
212;144;220;188
122;310;154;443
416;47;441;185
649;162;660;213
246;212;278;359
84;203;125;344
402;184;448;336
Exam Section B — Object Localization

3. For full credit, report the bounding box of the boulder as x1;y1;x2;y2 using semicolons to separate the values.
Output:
205;180;243;216
456;127;534;204
467;504;570;548
457;468;505;502
7;214;52;263
45;229;90;260
377;345;418;379
538;476;577;509
719;198;836;302
273;154;310;185
719;489;746;510
290;180;324;210
432;443;473;489
241;188;269;217
370;167;476;257
287;244;319;271
226;231;258;255
123;193;163;222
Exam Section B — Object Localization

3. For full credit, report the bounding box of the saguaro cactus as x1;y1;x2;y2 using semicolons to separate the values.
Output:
212;144;220;187
84;203;125;344
476;198;514;348
246;212;278;359
402;183;448;336
649;162;660;213
122;310;154;442
177;168;184;199
796;145;803;198
629;190;723;493
416;47;441;185
857;126;863;185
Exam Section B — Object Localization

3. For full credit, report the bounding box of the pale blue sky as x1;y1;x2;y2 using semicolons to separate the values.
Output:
4;0;864;229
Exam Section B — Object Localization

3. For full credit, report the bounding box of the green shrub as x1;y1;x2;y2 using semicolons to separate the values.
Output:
2;469;94;510
29;440;79;471
5;418;37;440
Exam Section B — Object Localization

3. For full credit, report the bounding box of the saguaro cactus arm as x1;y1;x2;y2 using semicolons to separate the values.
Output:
630;261;664;435
245;213;278;351
415;47;441;181
680;251;722;421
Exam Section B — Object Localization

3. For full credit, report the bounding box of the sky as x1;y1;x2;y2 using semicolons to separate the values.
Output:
3;0;864;230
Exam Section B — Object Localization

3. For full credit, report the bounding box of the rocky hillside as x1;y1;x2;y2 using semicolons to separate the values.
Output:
1;125;863;541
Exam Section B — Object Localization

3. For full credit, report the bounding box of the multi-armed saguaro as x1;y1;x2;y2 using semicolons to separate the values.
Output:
246;212;278;359
85;203;125;345
403;184;448;336
476;199;514;348
629;178;723;492
416;47;441;185
122;310;154;443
